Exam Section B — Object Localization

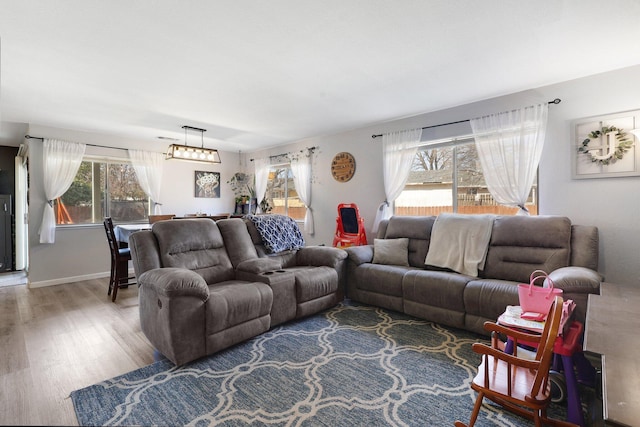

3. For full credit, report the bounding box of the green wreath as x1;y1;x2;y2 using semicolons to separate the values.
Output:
577;126;634;165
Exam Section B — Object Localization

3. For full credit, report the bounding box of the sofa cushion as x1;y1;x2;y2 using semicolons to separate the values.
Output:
463;278;520;321
481;216;572;283
206;280;273;334
570;225;599;270
153;218;235;284
402;270;472;312
372;238;410;266
217;218;260;267
353;263;413;297
383;216;435;268
291;266;338;303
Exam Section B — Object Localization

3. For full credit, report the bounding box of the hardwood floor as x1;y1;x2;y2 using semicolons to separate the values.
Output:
0;278;154;426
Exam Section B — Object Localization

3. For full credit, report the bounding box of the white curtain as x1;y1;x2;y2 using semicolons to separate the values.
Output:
129;149;165;214
39;139;86;243
372;128;422;232
290;152;314;235
470;103;548;215
254;157;270;214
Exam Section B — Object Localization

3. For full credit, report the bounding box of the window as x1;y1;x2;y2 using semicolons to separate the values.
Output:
395;138;537;216
264;165;306;221
56;158;149;225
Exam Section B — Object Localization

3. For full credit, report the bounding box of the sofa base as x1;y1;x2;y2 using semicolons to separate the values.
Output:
403;300;465;330
297;293;339;319
206;315;271;356
349;288;404;313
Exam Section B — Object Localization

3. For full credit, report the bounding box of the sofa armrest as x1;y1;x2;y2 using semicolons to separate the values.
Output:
236;258;282;274
296;245;347;268
547;266;603;294
138;268;210;301
344;245;374;266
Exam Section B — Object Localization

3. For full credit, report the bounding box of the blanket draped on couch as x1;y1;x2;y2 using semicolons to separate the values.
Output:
245;214;305;253
424;213;495;276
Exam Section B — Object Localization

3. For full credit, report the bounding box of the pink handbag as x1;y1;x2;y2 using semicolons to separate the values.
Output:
517;270;563;317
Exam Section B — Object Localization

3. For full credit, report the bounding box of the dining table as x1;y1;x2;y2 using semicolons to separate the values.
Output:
114;223;152;246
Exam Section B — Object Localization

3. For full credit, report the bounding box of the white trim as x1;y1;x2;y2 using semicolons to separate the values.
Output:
28;270;119;288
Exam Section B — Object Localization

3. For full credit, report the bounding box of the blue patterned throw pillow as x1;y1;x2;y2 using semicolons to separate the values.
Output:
246;214;305;253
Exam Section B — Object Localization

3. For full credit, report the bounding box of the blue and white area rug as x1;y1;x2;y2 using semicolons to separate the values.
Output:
71;302;571;426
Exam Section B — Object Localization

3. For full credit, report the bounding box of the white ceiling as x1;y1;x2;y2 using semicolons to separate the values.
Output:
2;1;640;151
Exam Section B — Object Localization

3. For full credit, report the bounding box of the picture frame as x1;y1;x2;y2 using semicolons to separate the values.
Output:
194;171;220;198
572;109;640;179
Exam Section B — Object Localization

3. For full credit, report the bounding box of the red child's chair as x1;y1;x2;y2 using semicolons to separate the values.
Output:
333;203;368;248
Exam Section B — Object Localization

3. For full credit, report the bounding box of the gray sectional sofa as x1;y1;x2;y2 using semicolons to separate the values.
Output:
344;215;602;336
129;213;602;366
129;216;347;365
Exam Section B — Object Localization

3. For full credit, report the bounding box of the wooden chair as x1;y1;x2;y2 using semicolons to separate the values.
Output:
148;214;175;224
332;203;368;248
103;217;135;302
455;296;577;427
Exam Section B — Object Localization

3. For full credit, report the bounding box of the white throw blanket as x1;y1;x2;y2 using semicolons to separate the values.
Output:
424;213;495;277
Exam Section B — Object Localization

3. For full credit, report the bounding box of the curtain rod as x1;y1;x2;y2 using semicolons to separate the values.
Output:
25;135;130;151
370;98;561;139
250;146;318;162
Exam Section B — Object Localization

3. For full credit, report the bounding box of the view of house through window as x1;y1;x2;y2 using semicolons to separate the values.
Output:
265;166;306;221
395;139;538;216
56;159;149;224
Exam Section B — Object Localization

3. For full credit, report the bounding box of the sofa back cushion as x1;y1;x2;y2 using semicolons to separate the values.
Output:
570;224;599;270
480;216;571;283
152;218;235;284
216;218;259;267
382;216;436;268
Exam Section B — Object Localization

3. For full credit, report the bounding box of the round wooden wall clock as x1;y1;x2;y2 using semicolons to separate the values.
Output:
331;152;356;182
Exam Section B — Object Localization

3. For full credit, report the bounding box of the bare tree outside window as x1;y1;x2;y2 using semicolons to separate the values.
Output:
265;166;306;221
57;160;149;224
396;141;537;216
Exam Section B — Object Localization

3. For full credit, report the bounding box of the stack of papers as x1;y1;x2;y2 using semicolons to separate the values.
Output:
497;305;545;333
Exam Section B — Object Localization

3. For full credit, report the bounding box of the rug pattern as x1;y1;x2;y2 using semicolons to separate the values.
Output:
71;302;567;426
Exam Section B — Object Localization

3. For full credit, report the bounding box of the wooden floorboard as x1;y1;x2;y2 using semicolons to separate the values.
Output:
0;278;154;426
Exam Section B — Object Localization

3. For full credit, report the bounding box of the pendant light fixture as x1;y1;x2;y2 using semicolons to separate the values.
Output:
166;125;221;163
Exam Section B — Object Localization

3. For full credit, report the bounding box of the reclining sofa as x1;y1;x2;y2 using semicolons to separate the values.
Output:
344;214;602;336
129;216;347;365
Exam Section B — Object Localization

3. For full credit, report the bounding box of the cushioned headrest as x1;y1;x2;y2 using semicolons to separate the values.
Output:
152;218;234;283
481;216;572;283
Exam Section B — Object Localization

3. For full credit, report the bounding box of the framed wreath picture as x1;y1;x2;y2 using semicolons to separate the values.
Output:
194;171;220;198
572;109;640;179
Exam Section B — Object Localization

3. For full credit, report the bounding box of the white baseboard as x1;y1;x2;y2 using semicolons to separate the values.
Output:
29;271;113;288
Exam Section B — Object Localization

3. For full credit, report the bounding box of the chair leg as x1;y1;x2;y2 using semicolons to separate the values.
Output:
111;280;118;302
112;258;129;302
534;412;543;427
107;259;116;296
466;391;484;427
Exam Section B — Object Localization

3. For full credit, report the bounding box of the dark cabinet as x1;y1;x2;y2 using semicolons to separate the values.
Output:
0;195;12;271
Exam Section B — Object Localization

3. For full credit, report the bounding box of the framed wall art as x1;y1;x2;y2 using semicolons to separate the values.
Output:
572;109;640;179
194;171;220;198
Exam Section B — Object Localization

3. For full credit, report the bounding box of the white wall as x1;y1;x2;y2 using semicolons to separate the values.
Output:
27;124;240;286
23;64;640;287
258;64;640;286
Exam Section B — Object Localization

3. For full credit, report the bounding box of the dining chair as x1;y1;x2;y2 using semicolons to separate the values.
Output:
103;217;135;302
454;296;576;427
148;214;175;224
